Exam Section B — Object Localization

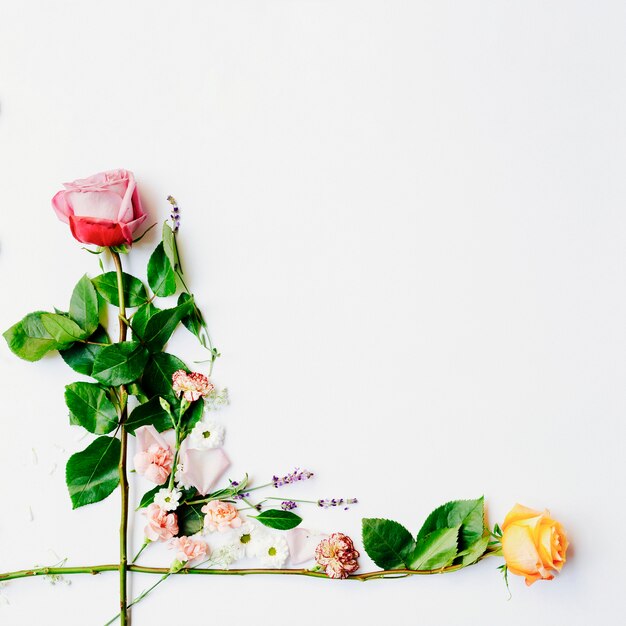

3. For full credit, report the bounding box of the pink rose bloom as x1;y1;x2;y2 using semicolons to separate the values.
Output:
175;438;230;495
144;503;178;542
170;536;208;564
201;500;243;533
315;533;360;579
52;169;147;247
172;370;214;402
134;425;174;485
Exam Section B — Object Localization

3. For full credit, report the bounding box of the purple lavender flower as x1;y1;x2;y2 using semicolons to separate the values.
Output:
272;468;314;488
167;195;181;232
281;501;298;511
317;497;358;509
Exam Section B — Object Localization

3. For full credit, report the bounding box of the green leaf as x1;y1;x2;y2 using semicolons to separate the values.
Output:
361;518;415;569
177;503;205;535
455;535;489;566
126;397;174;434
137;485;161;510
127;382;149;403
408;526;460;570
92;341;149;386
131;303;160;342
65;382;118;434
142;353;188;402
143;298;195;353
162;222;180;271
178;293;203;340
147;242;177;297
3;312;58;361
417;497;485;552
250;509;303;531
65;436;121;509
182;400;204;433
60;325;109;376
69;274;99;336
92;272;148;307
41;313;87;345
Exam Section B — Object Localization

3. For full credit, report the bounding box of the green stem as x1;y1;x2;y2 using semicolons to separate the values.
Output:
0;550;499;584
111;250;129;626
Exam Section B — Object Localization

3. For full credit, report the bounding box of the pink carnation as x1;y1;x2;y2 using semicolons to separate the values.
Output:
170;536;209;564
201;500;243;533
133;425;174;485
144;503;178;542
314;533;360;579
172;370;214;402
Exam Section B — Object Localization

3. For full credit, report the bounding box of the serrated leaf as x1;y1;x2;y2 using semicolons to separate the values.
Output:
142;353;188;403
408;526;460;570
147;242;177;297
131;303;160;342
41;313;87;345
455;535;489;566
142;298;195;353
92;341;149;386
3;311;58;361
126;397;174;434
417;497;485;551
251;509;302;531
178;292;203;340
65;382;118;434
361;518;415;569
65;436;121;508
162;222;180;271
127;382;149;403
60;325;109;376
69;274;99;336
92;272;148;307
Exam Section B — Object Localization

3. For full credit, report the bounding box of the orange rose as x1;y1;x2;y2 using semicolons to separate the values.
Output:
501;504;568;586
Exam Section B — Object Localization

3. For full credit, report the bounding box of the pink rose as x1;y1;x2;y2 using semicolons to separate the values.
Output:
201;500;243;533
170;536;208;564
314;533;360;579
52;169;147;247
144;503;178;542
133;425;174;485
175;438;230;495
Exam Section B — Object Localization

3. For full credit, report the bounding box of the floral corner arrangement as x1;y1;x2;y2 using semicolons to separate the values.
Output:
0;170;569;624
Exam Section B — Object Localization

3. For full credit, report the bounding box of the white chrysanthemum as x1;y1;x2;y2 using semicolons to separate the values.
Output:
154;488;182;511
205;387;229;412
257;534;289;568
229;522;265;559
189;419;225;450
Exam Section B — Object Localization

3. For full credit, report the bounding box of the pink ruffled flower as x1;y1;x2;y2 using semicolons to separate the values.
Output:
144;503;178;542
170;536;209;564
201;500;243;533
314;533;360;579
133;425;174;485
172;370;214;402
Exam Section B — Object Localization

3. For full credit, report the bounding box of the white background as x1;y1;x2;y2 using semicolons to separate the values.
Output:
1;1;625;624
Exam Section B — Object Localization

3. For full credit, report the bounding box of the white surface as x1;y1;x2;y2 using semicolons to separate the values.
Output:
1;1;625;624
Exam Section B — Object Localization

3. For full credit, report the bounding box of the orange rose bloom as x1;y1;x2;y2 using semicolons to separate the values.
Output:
501;504;568;586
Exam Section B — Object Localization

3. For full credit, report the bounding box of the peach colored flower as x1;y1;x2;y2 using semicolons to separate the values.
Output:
315;532;360;579
144;503;178;542
172;370;214;402
170;536;209;564
133;425;174;485
201;500;243;533
501;503;569;586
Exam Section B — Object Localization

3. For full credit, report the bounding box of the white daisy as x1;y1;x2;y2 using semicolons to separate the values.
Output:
257;534;289;568
189;419;225;450
229;522;264;559
154;487;182;511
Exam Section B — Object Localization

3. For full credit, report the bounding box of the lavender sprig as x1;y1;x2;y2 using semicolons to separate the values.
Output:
318;498;358;510
272;468;314;488
167;195;180;232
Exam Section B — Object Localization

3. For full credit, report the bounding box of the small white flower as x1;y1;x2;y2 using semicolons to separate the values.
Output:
229;522;264;559
154;488;182;511
257;534;289;568
210;544;240;568
205;387;229;412
189;419;225;450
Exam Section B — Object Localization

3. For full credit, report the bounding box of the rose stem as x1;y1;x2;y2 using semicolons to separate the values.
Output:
111;250;129;626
